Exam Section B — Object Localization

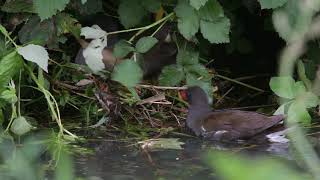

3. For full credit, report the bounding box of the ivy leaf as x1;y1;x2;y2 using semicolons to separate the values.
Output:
10;116;33;136
17;44;49;73
200;17;230;43
176;49;199;66
135;36;158;53
113;40;135;58
141;0;161;13
118;0;147;28
159;65;184;86
258;0;288;9
175;0;199;40
287;101;311;125
269;76;295;99
33;0;70;20
112;60;143;87
189;0;208;10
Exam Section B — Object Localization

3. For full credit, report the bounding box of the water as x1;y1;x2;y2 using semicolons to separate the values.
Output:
75;136;292;180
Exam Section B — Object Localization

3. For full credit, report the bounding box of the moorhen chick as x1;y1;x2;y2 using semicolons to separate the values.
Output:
180;86;284;141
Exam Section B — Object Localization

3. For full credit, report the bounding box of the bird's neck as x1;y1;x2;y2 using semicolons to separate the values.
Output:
186;104;212;135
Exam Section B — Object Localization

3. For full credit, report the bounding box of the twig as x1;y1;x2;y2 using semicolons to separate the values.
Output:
137;84;187;90
215;74;265;92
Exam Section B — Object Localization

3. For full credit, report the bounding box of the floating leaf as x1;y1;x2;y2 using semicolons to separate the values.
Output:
112;60;143;87
10;116;33;136
135;36;158;53
17;44;49;72
139;138;184;151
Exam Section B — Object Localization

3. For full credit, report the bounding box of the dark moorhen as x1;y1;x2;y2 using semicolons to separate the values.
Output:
180;86;284;141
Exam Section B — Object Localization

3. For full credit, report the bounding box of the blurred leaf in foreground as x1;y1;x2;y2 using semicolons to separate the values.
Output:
206;151;309;180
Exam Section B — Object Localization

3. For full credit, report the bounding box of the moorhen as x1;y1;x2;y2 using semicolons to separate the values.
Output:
180;86;284;141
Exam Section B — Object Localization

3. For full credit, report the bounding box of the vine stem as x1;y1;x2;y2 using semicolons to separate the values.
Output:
107;12;174;42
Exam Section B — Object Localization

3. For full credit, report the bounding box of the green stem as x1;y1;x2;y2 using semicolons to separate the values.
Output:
107;12;174;42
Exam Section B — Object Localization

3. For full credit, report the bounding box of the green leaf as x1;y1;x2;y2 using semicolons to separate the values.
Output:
159;65;184;86
292;81;306;97
186;73;211;97
10;116;33;136
113;40;135;58
189;0;208;10
298;92;319;108
208;151;310;180
184;64;211;80
135;36;158;53
0;51;24;94
272;1;299;42
33;0;70;20
0;89;17;104
55;13;81;39
269;76;295;99
17;44;49;73
287;101;311;125
198;0;224;21
75;0;103;15
1;0;34;13
200;16;230;43
140;138;184;150
176;49;199;66
18;15;56;46
112;60;143;87
141;0;161;13
273;102;291;115
258;0;288;9
175;0;199;40
118;0;148;28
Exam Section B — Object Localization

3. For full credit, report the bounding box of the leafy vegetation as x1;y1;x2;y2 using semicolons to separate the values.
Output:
0;0;320;179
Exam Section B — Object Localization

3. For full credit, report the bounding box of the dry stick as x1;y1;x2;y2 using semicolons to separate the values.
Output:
137;84;187;90
215;86;234;105
215;74;265;93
